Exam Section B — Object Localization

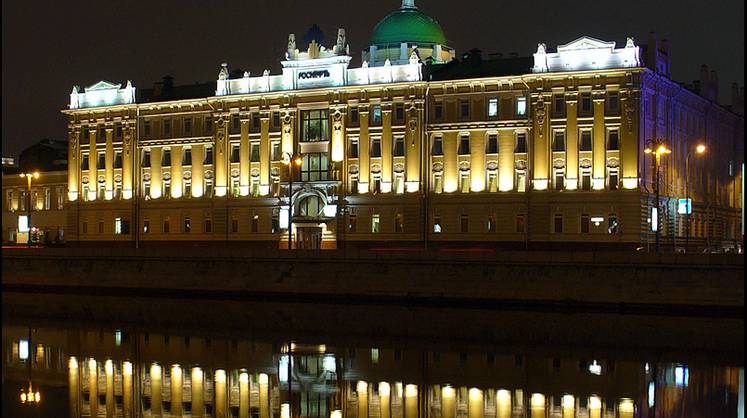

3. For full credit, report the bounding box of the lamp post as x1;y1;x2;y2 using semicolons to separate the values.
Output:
19;172;40;247
644;142;671;253
282;152;303;250
685;144;707;250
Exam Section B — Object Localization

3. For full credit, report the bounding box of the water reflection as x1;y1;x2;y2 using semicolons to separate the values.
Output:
2;325;742;418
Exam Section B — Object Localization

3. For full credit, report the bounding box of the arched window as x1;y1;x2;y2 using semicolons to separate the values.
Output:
297;195;324;217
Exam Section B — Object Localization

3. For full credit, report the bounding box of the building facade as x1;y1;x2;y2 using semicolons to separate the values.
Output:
56;0;743;250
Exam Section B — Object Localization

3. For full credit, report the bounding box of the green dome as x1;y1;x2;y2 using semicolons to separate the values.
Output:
370;7;447;46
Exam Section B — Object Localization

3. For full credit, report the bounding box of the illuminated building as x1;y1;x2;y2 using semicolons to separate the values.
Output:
55;0;743;249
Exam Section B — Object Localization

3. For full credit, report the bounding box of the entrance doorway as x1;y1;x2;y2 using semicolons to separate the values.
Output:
297;227;323;249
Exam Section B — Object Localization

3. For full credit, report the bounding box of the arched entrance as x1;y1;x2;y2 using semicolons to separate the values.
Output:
288;189;336;250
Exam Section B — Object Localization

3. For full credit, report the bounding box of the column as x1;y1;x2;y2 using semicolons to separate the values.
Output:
532;97;550;190
561;395;574;418
215;369;227;418
151;148;163;199
151;363;163;418
172;146;183;198
192;367;204;418
68;357;80;418
443;132;458;193
240;116;250;196
357;381;369;418
379;382;391;418
529;393;545;418
215;115;228;197
441;386;456;418
88;127;98;200
359;107;370;193
239;372;250;418
592;95;606;189
470;132;486;192
495;390;510;418
381;106;393;192
89;358;98;418
192;145;204;198
405;106;421;192
498;129;514;191
123;361;134;418
171;365;183;417
105;359;115;417
260;112;271;195
105;127;114;199
259;373;270;418
467;388;483;418
404;385;418;418
68;126;80;201
565;94;579;189
122;122;134;199
620;92;640;189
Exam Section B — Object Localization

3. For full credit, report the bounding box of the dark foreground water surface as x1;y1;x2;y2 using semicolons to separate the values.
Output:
2;292;743;418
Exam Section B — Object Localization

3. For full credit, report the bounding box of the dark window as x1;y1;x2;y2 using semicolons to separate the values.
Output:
205;117;213;133
349;138;359;158
349;107;359;124
231;145;240;163
370;138;382;158
231;114;240;131
204;219;212;233
163;218;170;233
116;125;123;138
114;152;122;169
301;110;329;142
98;220;104;234
163;120;171;136
460;99;470;118
555;171;564;191
182;149;192;166
607;130;619;150
348;215;357;233
434;102;443;120
552;131;565;152
231;219;238;233
251;216;259;233
487;214;497;233
143;219;149;234
608;92;620;113
432;137;443;155
204;147;213;165
162;150;171;167
516;214;525;233
395;103;405;122
272;112;281;129
580;131;593;151
371;105;382;125
554;94;565;115
250;143;260;162
515;134;527;153
553;214;563;233
98;152;105;168
609;171;619;190
393;137;405;157
82;154;89;170
582;172;592;190
395;213;404;232
272;143;281;161
608;214;619;234
460;214;469;233
580;93;593;114
486;134;498;154
271;212;280;233
581;214;590;233
458;135;470;155
184;217;191;233
184;118;192;134
301;153;329;181
251;113;261;132
144;121;151;136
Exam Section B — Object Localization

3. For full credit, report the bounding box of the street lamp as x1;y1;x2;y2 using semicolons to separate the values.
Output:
282;152;303;250
19;172;40;247
685;144;707;250
644;141;671;253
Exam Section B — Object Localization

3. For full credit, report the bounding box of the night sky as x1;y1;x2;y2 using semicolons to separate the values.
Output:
2;0;743;158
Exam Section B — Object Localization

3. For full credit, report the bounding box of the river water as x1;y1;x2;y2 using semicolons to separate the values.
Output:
2;292;743;418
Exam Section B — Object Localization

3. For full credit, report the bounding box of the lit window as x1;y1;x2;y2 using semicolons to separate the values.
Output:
433;215;442;233
371;348;379;364
488;98;498;117
184;217;191;233
348;214;357;232
114;218;122;234
371;214;380;233
395;213;404;232
516;97;527;116
371;105;382;125
143;219;150;234
589;360;602;375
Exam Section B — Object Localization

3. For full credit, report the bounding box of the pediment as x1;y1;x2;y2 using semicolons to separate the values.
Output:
557;36;616;52
86;80;122;91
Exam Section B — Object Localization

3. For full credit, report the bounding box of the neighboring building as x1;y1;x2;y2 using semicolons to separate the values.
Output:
2;156;17;175
58;0;743;250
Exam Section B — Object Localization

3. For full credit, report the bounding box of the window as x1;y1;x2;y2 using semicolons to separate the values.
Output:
393;137;405;157
515;133;527;153
609;170;619;190
432;137;443;156
144;121;151;136
81;153;90;170
395;213;404;232
97;219;104;234
487;171;497;192
581;214;590;233
552;131;565;152
434;101;443;120
515;171;526;192
204;147;213;165
348;215;357;232
488;98;499;117
182;118;192;135
250;143;260;162
301;153;329;181
371;105;382;125
231;114;240;131
232;178;240;198
115;183;122;199
486;134;498;154
230;145;240;163
251;215;259;233
458;135;470;155
114;152;122;169
163;119;172;136
271;211;280;233
581;170;592;191
350;176;359;194
553;94;565;115
460;171;470;193
143;182;151;198
607;91;620;113
487;214;497;233
252;113;261;132
272;142;281;161
162;149;171;167
394;174;404;194
580;93;592;114
554;169;564;190
433;215;442;233
373;176;382;193
184;180;191;198
301;110;329;142
433;173;443;194
459;99;470;119
371;214;380;233
553;214;563;233
98;152;106;168
161;218;170;233
57;188;64;209
272;112;281;129
516;97;527;116
116;125;123;138
205;179;213;197
370;137;382;158
608;214;619;234
460;214;469;233
349;137;359;158
183;217;191;233
44;189;51;210
182;149;192;166
607;130;619;150
349;107;359;124
231;219;239;233
143;219;150;234
580;131;592;151
205;117;214;133
204;218;212;233
82;221;88;234
395;103;405;122
163;180;171;198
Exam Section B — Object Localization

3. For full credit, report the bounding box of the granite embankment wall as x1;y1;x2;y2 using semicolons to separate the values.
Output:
2;248;743;313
